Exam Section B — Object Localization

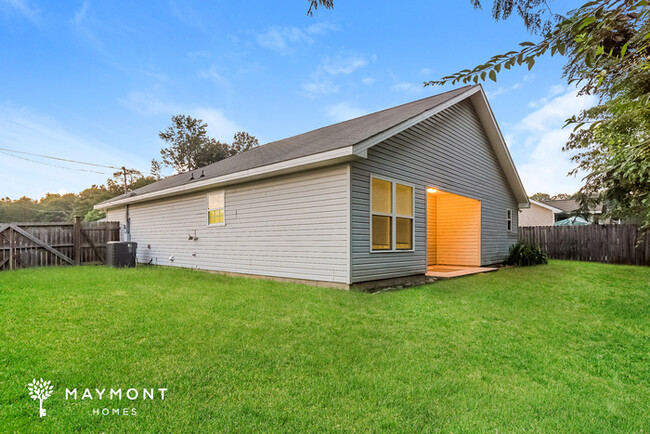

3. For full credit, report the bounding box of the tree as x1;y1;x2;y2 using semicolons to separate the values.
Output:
150;159;162;179
83;209;106;222
229;131;259;156
530;192;551;201
158;115;259;173
159;115;230;172
423;0;650;230
105;169;157;196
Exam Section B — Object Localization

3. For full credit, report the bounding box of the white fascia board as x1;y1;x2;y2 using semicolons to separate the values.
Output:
352;86;482;156
529;199;563;213
95;146;357;210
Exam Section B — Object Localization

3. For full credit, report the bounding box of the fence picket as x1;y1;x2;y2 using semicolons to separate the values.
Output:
520;224;649;266
0;221;120;271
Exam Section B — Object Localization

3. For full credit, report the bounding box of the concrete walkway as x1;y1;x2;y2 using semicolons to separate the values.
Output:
426;265;498;279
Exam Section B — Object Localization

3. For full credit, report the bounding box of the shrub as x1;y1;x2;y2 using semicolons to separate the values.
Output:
506;241;548;266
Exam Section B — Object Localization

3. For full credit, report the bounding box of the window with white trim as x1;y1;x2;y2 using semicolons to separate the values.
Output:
207;191;225;226
371;176;414;251
506;208;513;231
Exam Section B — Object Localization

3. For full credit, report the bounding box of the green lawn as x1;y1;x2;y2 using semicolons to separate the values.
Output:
1;261;648;432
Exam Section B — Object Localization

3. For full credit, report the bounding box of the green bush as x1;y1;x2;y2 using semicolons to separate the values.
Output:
506;241;548;266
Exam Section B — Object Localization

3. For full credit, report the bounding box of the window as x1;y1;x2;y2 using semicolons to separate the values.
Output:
207;191;225;226
371;176;414;251
506;209;512;231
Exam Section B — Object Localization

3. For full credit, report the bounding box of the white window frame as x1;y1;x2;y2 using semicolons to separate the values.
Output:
369;175;415;253
506;208;513;232
206;190;225;227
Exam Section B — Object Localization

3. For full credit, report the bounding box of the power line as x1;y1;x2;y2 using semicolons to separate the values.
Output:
0;150;109;175
0;147;122;170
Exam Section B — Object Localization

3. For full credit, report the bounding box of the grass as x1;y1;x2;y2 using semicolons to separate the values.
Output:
0;261;648;432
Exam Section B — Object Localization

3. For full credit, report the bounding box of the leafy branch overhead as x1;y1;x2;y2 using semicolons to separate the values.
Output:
427;0;649;93
426;0;650;232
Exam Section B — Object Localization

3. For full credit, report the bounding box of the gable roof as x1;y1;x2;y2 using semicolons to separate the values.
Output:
544;199;603;213
96;85;529;209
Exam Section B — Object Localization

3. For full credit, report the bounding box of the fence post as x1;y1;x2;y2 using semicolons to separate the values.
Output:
74;216;82;265
8;227;13;270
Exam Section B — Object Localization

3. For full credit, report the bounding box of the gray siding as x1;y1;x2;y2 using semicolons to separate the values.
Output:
106;164;350;283
351;99;518;282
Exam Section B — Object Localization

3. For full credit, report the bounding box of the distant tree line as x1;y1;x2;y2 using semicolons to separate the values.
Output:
0;115;258;223
530;193;577;202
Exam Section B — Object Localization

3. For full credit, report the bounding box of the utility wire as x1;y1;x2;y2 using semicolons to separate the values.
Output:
0;150;109;175
0;147;122;170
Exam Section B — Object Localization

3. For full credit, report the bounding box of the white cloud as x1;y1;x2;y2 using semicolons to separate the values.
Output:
419;67;434;77
73;1;89;25
256;26;312;53
302;78;340;96
119;90;179;116
191;107;241;142
198;65;225;86
321;55;368;75
0;104;149;199
302;54;372;97
0;0;38;21
119;89;241;142
306;21;339;35
507;88;597;195
256;21;339;54
361;77;376;85
325;102;368;123
391;82;425;93
527;84;566;108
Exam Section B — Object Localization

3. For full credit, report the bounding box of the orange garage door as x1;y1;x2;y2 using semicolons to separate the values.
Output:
427;190;481;267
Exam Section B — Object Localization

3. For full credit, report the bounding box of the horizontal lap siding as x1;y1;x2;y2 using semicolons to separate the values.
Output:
350;99;518;282
106;165;350;283
519;203;554;226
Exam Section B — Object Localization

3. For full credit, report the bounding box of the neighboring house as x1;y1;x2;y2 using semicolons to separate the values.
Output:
95;85;529;287
519;199;562;226
543;199;611;223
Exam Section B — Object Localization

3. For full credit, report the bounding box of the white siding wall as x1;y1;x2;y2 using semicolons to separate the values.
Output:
106;207;127;240
519;203;555;226
105;165;350;283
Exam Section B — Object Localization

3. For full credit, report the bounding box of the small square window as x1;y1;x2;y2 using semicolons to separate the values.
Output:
207;191;225;226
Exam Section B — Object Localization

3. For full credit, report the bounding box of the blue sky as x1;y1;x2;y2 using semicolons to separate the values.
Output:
0;0;591;199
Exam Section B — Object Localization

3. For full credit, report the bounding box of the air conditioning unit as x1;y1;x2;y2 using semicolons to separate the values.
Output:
106;241;138;268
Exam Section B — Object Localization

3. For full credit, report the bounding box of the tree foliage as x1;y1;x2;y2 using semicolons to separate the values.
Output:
426;0;650;230
530;192;576;201
158;115;259;173
470;0;563;34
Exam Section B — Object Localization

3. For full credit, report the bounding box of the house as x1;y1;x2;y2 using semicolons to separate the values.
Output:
543;199;611;223
95;85;529;288
519;199;562;226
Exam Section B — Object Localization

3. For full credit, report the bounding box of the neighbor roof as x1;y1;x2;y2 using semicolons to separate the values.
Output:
529;199;562;213
96;85;529;209
544;199;603;213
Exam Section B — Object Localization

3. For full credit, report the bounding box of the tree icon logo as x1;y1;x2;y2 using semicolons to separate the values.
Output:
27;378;54;417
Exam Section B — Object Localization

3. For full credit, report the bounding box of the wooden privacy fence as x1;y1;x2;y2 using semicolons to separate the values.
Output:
520;224;650;266
0;217;120;271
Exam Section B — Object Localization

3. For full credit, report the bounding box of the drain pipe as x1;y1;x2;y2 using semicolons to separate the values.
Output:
125;204;131;242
